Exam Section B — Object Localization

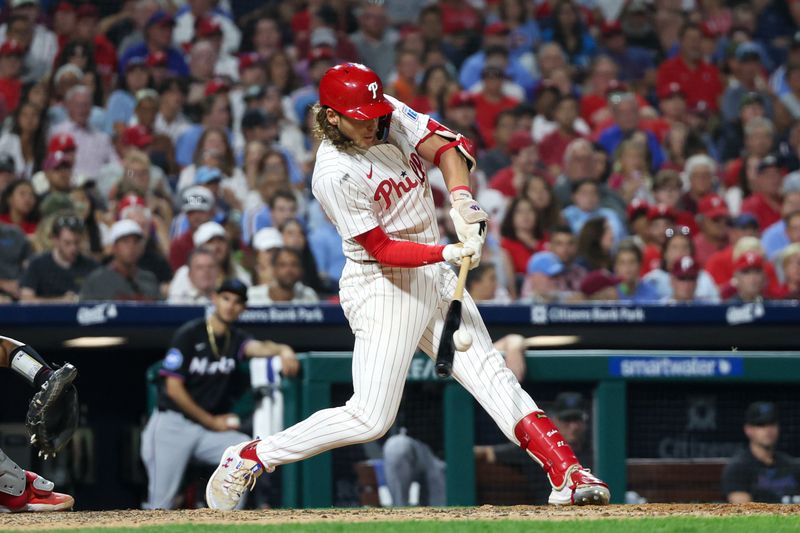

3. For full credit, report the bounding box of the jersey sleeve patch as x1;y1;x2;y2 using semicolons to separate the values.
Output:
163;348;184;371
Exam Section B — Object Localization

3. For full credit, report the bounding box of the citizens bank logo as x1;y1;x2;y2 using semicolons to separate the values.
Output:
77;303;118;325
532;305;548;324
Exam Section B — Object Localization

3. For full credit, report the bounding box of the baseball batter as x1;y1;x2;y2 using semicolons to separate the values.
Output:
206;63;609;508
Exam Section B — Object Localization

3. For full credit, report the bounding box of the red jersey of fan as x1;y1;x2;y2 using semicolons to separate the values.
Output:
656;56;723;112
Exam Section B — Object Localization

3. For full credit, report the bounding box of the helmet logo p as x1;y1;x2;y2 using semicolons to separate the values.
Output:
367;82;378;100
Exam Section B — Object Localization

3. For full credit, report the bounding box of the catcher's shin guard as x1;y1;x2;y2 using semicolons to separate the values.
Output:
514;411;609;505
0;469;74;513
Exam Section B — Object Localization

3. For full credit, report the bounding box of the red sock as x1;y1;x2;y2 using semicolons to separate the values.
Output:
239;440;264;468
514;411;581;489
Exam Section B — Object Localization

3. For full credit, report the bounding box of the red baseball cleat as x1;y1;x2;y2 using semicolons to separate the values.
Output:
0;471;74;513
548;466;610;505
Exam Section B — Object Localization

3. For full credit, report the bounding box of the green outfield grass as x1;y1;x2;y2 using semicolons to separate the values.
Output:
28;516;800;533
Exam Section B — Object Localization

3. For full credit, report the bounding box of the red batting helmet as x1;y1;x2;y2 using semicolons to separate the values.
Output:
319;63;394;120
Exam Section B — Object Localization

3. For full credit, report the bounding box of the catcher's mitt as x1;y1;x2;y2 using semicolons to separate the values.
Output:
26;363;79;459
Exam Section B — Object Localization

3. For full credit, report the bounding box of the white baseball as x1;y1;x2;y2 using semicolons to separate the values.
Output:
453;329;473;351
226;415;241;429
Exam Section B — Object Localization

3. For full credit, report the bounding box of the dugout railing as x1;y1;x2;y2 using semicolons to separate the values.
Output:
279;350;800;507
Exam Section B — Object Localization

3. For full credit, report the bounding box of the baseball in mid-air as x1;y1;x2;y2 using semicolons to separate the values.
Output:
453;329;473;351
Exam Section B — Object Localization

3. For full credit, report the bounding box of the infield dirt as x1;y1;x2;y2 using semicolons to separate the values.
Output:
2;503;800;531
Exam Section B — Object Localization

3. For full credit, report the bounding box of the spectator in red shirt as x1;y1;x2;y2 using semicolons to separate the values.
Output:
694;194;731;267
656;23;723;113
640;205;678;275
488;131;541;199
443;91;483;151
580;56;619;129
0;178;37;235
677;154;717;215
705;232;782;300
741;155;784;231
539;93;582;176
0;39;24;116
474;61;520;148
73;4;117;91
727;251;767;303
723;115;774;190
169;186;215;271
626;198;650;249
499;196;547;275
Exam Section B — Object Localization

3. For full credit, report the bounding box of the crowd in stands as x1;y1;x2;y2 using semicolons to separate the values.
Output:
0;0;799;305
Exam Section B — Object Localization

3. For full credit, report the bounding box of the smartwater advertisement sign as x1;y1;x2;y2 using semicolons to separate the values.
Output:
609;356;744;378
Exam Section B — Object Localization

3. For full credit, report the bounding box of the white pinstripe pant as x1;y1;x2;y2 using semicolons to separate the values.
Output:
255;262;538;466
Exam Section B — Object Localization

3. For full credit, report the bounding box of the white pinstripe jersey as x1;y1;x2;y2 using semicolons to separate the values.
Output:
312;95;440;263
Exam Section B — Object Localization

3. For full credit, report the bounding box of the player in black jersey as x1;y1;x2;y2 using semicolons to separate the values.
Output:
140;278;298;509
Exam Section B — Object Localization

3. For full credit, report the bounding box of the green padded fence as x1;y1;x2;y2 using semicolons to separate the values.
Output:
279;350;800;507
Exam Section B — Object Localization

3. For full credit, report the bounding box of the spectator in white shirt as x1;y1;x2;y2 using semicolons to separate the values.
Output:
173;0;241;55
248;247;318;305
50;85;119;182
167;247;220;304
0;3;58;83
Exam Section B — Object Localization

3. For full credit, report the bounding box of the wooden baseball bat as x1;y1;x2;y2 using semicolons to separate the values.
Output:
435;258;471;378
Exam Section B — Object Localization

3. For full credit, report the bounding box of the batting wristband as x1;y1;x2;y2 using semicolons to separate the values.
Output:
355;226;446;267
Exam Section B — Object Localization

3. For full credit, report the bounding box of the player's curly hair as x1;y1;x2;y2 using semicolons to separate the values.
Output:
312;104;355;151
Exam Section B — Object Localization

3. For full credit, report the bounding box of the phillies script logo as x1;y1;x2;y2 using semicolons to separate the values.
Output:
374;154;428;209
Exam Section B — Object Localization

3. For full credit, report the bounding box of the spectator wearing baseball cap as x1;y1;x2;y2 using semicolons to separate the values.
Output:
0;39;25;113
118;10;189;79
193;221;251;286
458;22;536;96
762;172;800;261
642;226;721;303
627;198;650;246
168;186;215;271
521;251;565;303
106;55;152;137
721;43;772;125
472;48;523;148
656;24;723;114
442;91;483;152
694;194;731;267
727;251;766;303
667;255;700;303
173;0;241;58
737;154;783;232
722;401;800;504
5;1;53;85
116;193;173;291
579;270;619;301
193;17;240;83
614;239;659;303
79;219;160;301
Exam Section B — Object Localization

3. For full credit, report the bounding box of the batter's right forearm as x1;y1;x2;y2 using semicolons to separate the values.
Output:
354;226;445;268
